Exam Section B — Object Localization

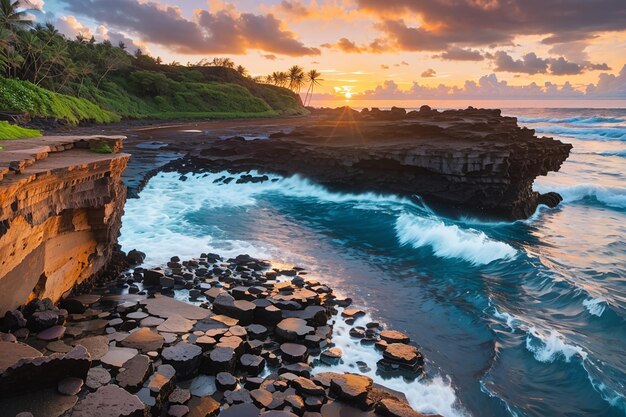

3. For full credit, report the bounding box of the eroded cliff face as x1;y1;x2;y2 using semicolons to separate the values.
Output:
0;136;129;314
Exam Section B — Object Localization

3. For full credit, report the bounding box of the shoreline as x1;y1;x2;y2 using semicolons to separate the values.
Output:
0;252;451;417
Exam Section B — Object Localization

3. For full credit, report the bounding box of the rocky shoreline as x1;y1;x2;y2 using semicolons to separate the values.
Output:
0;253;441;417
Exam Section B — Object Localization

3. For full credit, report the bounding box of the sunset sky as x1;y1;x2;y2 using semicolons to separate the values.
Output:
33;0;626;100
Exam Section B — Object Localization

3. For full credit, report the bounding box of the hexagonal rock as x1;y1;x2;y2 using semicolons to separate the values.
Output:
143;296;210;320
240;354;266;375
69;384;148;417
250;388;273;408
147;364;176;399
216;372;237;391
383;344;422;365
379;330;410;345
72;335;110;361
121;328;165;352
162;342;203;380
203;346;236;374
157;314;195;334
220;403;261;417
275;318;314;341
280;343;309;363
0;344;90;397
325;372;373;405
290;376;325;396
211;294;256;325
320;347;342;366
117;355;153;392
186;395;220;417
169;387;191;405
375;398;430;417
86;367;111;391
101;347;139;368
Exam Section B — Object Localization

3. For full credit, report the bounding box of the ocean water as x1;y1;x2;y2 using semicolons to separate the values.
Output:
119;107;626;417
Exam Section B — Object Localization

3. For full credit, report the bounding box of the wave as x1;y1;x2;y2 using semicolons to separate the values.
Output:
518;116;626;124
533;126;626;141
573;149;626;158
395;213;517;265
582;298;607;317
526;328;588;363
533;183;626;209
318;309;468;417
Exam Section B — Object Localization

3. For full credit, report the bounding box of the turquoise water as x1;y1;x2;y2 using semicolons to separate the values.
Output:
120;108;626;417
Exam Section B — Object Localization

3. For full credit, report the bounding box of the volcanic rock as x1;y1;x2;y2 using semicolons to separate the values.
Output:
101;347;139;368
69;384;148;417
116;354;153;392
162;342;203;379
280;343;309;363
121;328;165;352
186;395;220;417
276;318;314;341
212;293;256;324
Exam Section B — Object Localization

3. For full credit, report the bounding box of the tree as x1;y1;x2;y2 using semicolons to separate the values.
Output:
236;64;247;77
0;0;33;31
304;69;322;106
288;65;304;93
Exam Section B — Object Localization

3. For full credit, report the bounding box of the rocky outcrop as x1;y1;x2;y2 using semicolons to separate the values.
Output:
0;136;130;314
165;107;571;219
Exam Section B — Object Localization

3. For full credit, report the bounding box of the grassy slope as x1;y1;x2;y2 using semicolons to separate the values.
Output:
0;68;306;126
0;77;120;124
0;121;41;140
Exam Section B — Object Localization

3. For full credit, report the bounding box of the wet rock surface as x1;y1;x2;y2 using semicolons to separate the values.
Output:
0;253;433;417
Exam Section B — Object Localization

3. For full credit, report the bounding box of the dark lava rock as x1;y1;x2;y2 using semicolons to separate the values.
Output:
168;404;189;417
69;384;148;417
220;403;261;417
276;318;314;341
1;309;27;331
290;376;325;396
380;330;410;344
86;367;111;391
375;398;429;417
204;346;236;374
169;387;191;404
121;328;165;352
216;372;238;391
240;354;266;375
162;342;203;379
58;377;84;396
251;388;273;408
320;347;342;366
147;364;176;399
383;344;422;365
186;395;220;417
0;343;90;397
73;335;110;361
280;343;309;363
325;372;373;406
212;293;256;325
117;354;153;392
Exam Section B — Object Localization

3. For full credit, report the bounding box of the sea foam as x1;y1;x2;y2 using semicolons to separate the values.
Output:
525;328;587;363
582;298;607;317
533;183;626;209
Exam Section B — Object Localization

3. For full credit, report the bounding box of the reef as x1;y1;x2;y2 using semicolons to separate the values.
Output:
163;106;572;219
0;136;130;314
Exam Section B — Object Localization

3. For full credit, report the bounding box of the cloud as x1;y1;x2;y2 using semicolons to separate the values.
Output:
60;0;320;56
351;65;626;99
493;51;549;74
334;37;363;53
358;0;626;51
435;47;484;61
56;15;93;38
268;0;362;22
262;54;278;60
24;0;44;11
421;68;436;77
381;64;389;69
492;51;611;76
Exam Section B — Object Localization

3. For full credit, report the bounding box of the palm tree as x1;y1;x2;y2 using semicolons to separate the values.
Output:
0;0;34;31
287;65;304;93
277;71;288;87
304;69;322;106
236;65;247;77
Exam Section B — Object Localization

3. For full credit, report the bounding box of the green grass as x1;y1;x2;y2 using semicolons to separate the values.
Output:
0;77;120;125
0;121;41;140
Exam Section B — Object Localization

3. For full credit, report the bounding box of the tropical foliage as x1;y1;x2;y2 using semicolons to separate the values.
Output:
0;1;315;125
0;120;40;141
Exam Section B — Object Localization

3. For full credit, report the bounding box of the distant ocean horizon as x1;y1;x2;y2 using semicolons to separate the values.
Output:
310;98;626;110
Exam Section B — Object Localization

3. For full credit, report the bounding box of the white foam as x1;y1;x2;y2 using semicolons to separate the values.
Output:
583;298;607;317
533;183;626;209
525;328;587;363
395;213;516;265
315;311;468;417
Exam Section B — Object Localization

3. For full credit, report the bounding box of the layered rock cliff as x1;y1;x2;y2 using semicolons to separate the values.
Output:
0;136;129;314
162;107;571;219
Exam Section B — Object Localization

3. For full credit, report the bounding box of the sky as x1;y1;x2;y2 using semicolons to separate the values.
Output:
31;0;626;100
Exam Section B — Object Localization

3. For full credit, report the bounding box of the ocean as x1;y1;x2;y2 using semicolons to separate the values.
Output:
119;106;626;417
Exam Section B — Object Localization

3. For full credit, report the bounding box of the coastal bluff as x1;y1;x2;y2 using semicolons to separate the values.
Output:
168;106;572;219
0;136;129;314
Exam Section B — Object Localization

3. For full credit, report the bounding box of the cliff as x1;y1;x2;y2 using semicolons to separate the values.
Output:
0;136;129;314
162;107;571;219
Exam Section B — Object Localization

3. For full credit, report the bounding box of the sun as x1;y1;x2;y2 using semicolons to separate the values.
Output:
344;91;352;99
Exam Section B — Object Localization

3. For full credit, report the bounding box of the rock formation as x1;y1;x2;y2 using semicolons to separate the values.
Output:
164;106;571;219
0;136;130;314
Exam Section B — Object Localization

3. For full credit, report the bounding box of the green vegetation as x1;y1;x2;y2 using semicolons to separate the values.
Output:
0;120;41;147
0;2;316;127
90;142;113;154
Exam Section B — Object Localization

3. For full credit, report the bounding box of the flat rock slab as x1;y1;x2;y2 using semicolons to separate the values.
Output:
219;403;260;417
324;372;373;404
58;377;83;396
100;347;139;368
0;341;42;372
86;367;111;390
143;296;210;320
117;355;152;392
70;384;148;417
276;318;314;341
186;375;217;397
375;398;428;417
140;317;165;327
72;335;110;360
157;314;195;334
0;387;77;417
121;328;164;352
187;395;220;417
37;325;66;341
